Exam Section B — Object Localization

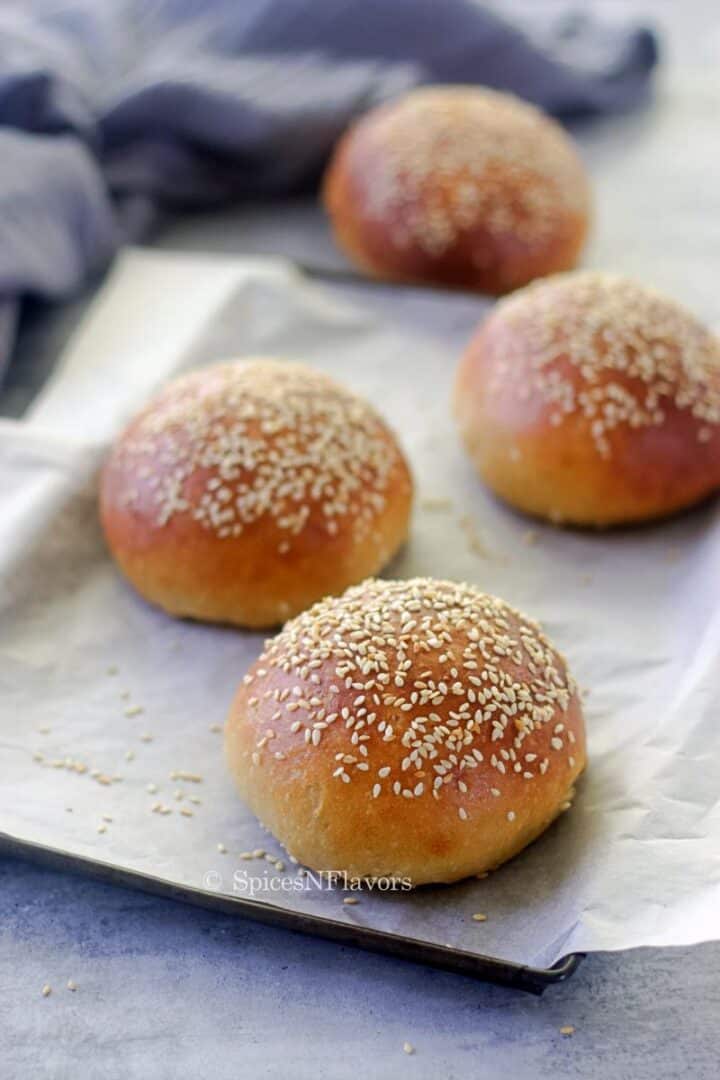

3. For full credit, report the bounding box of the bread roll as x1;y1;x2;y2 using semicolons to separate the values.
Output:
226;577;585;885
100;360;413;627
455;272;720;526
323;86;591;295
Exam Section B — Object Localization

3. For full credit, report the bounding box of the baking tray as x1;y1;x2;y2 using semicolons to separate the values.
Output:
0;833;583;994
5;249;720;996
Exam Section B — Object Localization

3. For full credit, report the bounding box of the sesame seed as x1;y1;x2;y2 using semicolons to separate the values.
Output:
217;843;227;854
66;981;78;992
42;985;52;998
343;897;359;905
402;1042;415;1056
471;913;488;922
560;1026;575;1037
346;87;589;264
420;496;452;511
492;272;720;460
244;578;579;824
109;360;407;552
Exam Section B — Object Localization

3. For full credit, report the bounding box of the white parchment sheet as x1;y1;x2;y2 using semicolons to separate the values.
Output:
2;248;719;968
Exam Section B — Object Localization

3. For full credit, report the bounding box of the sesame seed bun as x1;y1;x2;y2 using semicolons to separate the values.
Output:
100;360;413;627
225;578;585;886
322;86;591;296
454;271;720;526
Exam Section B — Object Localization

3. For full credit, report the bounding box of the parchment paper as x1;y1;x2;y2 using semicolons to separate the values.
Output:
2;248;719;969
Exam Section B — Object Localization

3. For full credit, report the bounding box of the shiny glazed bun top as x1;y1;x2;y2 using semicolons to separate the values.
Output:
226;577;585;885
323;86;591;295
100;360;413;627
455;272;720;525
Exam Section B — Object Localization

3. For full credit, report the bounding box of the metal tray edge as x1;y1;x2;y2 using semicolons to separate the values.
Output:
1;830;583;994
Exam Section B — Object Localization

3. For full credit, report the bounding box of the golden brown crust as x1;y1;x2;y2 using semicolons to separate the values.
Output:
323;86;591;295
100;360;413;627
455;272;720;526
225;578;585;885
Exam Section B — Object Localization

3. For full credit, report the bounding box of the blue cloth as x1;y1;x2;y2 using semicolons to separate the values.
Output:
0;0;658;378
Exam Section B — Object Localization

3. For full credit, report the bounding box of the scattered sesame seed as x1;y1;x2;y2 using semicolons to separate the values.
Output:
472;912;488;922
420;496;452;512
343;897;359;905
42;985;52;997
560;1026;575;1037
124;705;143;718
402;1042;415;1056
66;981;77;992
217;843;227;854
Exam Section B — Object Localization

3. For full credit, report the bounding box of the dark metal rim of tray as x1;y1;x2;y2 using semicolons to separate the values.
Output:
1;832;583;994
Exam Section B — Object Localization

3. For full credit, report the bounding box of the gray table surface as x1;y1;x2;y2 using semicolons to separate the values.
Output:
3;2;720;1076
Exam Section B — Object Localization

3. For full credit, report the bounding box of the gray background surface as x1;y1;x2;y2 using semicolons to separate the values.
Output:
3;2;720;1076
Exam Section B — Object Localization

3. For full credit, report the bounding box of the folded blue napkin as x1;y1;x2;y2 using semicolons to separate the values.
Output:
0;0;658;380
